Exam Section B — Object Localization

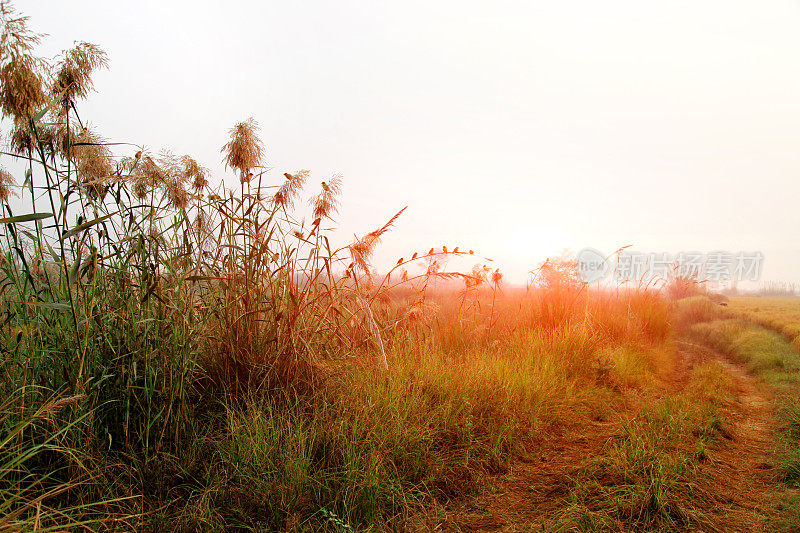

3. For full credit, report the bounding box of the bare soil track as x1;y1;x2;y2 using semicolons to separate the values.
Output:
684;346;781;531
420;344;784;532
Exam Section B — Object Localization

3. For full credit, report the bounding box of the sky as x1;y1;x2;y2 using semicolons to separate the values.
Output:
18;0;800;285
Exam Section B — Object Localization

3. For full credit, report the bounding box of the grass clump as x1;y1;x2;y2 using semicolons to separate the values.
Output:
671;295;720;333
551;365;733;532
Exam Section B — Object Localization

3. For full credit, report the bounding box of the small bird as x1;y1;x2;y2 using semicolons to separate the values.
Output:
412;252;418;260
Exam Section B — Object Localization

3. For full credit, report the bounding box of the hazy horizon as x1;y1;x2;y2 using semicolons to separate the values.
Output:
20;0;800;286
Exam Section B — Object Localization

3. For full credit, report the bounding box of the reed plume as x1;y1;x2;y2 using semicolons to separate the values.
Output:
52;42;108;110
182;155;209;193
0;52;45;124
273;170;308;209
0;1;46;123
221;117;263;177
70;128;114;198
0;166;16;201
311;174;341;220
349;206;407;273
125;152;163;200
158;151;192;209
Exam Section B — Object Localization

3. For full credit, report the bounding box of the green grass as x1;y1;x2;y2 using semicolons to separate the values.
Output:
687;318;800;393
727;297;800;349
675;301;800;527
548;362;735;532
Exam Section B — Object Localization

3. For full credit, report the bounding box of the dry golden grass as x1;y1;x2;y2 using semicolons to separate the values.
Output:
727;296;800;349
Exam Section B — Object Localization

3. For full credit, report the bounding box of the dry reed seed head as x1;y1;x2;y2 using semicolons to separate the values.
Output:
52;42;107;109
349;206;406;273
71;128;115;198
131;173;149;199
465;264;489;289
311;174;342;220
167;181;190;210
0;2;42;61
39;122;82;157
273;169;308;209
193;211;209;234
32;122;58;156
405;300;438;324
221;117;264;176
140;154;166;182
0;53;47;123
492;269;503;286
180;155;209;192
8;122;32;153
0;166;17;201
349;234;379;273
125;153;162;199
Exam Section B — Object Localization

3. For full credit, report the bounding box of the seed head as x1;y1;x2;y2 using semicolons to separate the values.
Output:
273;170;308;209
71;128;114;199
0;60;46;123
349;206;407;273
52;42;108;110
311;174;341;220
181;155;208;192
221;117;263;177
0;167;17;201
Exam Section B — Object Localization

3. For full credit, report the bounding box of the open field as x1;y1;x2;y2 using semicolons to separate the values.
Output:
726;297;800;350
684;297;800;531
2;4;800;532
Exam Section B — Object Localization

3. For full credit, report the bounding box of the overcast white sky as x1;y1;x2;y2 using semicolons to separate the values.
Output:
19;0;800;285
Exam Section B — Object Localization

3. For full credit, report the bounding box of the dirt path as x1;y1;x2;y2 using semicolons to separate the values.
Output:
429;419;618;531
679;343;782;530
422;343;785;532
